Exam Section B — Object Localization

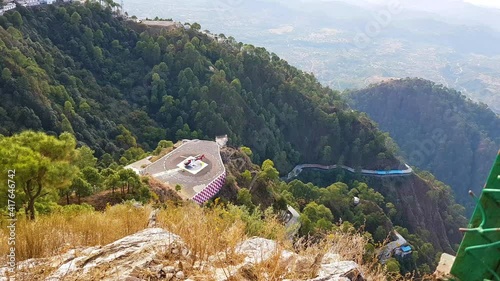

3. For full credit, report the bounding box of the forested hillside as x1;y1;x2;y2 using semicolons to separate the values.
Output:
0;2;399;173
348;78;500;211
0;3;468;276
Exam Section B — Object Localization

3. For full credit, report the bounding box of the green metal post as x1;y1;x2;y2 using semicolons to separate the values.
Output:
450;151;500;281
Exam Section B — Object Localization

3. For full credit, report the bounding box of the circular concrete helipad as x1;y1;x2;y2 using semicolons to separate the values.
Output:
143;140;225;199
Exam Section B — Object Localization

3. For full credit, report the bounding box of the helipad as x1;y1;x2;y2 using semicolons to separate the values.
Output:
142;140;226;204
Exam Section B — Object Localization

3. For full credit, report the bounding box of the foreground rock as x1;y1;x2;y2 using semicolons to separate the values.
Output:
46;228;187;281
1;230;364;281
207;237;364;281
434;253;456;280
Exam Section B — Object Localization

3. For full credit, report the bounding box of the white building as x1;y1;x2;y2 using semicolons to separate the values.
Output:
3;2;16;11
18;0;40;7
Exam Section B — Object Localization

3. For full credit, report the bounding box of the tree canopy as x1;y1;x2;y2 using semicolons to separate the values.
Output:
0;2;398;173
0;131;78;220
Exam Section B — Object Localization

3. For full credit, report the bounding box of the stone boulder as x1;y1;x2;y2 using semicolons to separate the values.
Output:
207;237;364;281
46;228;186;281
0;230;364;281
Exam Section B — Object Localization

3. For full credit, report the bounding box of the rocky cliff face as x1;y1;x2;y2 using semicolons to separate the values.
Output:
348;78;499;211
373;175;465;253
0;227;365;281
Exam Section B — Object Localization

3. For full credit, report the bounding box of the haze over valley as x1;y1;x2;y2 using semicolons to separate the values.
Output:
125;0;500;112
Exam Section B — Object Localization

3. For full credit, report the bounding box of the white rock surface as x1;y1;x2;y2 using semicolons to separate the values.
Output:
235;237;278;264
0;230;364;281
46;228;184;281
175;270;185;279
306;259;364;281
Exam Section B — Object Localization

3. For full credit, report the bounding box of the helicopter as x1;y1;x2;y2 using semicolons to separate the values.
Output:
184;154;205;167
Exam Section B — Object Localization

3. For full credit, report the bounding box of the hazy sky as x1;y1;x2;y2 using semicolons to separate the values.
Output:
464;0;500;8
358;0;500;9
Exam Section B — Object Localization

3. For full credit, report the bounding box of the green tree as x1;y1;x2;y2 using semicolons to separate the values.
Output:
303;202;334;222
374;225;388;242
385;258;401;276
104;173;120;195
11;11;23;27
1;68;12;81
70;12;82;25
61;115;74;134
123;147;146;162
241;170;252;186
115;125;137;149
154;140;174;155
191;22;201;31
0;132;78;220
99;153;114;168
237;188;254;211
240;146;253;157
71;177;92;204
81;166;102;188
74;146;98;169
117;168;141;194
260;159;279;181
300;202;334;234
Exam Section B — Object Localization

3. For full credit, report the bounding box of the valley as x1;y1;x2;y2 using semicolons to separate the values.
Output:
0;1;497;280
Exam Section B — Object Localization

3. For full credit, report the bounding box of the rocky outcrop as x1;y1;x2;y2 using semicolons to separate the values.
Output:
205;237;364;281
370;175;463;254
1;230;365;281
46;228;187;281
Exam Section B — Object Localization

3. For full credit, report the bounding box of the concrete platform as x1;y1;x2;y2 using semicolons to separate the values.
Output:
143;140;225;200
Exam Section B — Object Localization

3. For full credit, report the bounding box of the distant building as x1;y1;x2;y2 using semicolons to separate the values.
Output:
378;230;413;264
18;0;40;7
3;2;16;11
394;244;413;260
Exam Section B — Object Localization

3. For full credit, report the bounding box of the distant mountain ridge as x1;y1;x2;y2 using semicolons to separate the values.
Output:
348;78;500;211
124;0;500;113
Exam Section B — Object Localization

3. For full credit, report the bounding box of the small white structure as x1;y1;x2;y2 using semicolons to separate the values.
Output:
124;156;153;175
18;0;40;7
215;135;228;147
353;196;360;206
3;2;16;11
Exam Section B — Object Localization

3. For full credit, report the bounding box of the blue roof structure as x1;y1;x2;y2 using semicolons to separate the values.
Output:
401;245;412;253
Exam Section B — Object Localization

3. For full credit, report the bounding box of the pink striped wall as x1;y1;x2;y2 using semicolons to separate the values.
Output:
192;172;226;204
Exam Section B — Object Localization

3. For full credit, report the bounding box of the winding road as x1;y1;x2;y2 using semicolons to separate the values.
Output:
286;163;413;180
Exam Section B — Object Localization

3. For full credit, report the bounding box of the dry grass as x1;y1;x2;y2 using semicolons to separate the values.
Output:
0;202;417;281
156;203;291;280
0;203;151;262
156;203;398;281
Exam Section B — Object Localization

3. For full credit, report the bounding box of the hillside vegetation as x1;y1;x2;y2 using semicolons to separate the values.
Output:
0;3;468;278
0;2;398;173
0;202;392;280
348;78;500;211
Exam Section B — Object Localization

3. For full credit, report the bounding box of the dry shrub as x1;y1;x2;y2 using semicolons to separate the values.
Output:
0;202;416;281
157;202;247;263
0;203;151;262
